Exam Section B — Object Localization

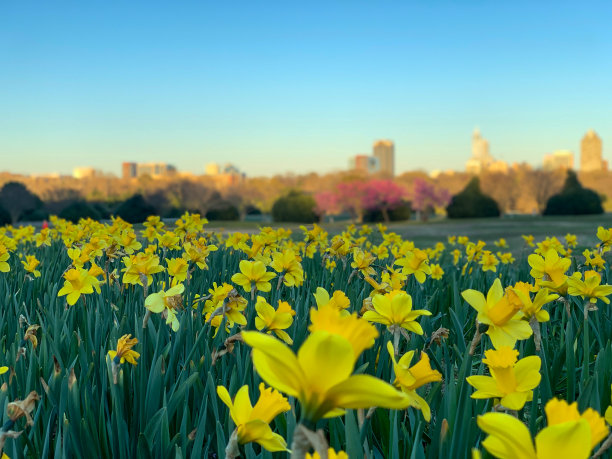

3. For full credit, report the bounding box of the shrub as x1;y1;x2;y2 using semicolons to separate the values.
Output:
206;202;240;221
114;194;157;223
59;201;102;223
446;178;500;218
271;190;318;223
0;205;11;226
543;171;603;215
364;201;412;222
0;182;45;223
19;207;49;222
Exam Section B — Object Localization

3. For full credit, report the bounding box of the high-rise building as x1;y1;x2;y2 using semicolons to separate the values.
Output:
543;150;574;171
466;128;496;174
122;162;137;179
349;154;379;174
580;129;604;172
373;140;395;176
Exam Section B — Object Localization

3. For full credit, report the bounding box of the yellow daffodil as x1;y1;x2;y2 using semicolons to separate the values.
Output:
528;249;571;287
386;341;442;421
395;249;431;283
0;244;10;273
270;250;304;287
462;279;532;348
242;323;410;422
107;334;139;365
231;260;276;296
306;449;348;459
567;270;612;304
478;398;608;458
57;268;97;305
21;255;41;277
522;234;535;247
467;346;541;410
217;383;290;453
511;283;558;322
313;287;350;314
122;252;164;286
255;297;295;344
351;248;377;277
363;291;431;336
166;257;189;284
479;251;499;272
145;283;184;331
430;264;444;280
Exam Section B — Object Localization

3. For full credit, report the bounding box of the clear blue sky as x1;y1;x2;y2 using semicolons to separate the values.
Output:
1;1;611;177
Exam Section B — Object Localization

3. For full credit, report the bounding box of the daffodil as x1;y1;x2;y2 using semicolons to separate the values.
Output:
394;249;431;283
363;291;431;337
522;234;535;247
242;324;410;422
57;268;97;306
313;287;350;314
217;383;290;453
351;248;377;277
306;449;348;459
528;249;571;287
231;260;276;296
166;257;188;284
145;284;184;331
270;250;304;287
466;346;541;410
477;398;608;458
21;255;41;277
479;251;499;272
430;264;444;280
201;283;248;336
386;341;442;421
567;270;612;304
255;297;295;344
462;279;532;348
511;283;558;322
0;244;10;273
122;252;164;286
107;334;139;365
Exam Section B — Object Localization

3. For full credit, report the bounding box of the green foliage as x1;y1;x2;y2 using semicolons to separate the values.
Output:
446;178;500;218
363;201;412;222
114;194;157;223
205;202;240;221
0;182;45;223
271;190;318;223
58;201;102;223
0;205;12;226
544;170;603;215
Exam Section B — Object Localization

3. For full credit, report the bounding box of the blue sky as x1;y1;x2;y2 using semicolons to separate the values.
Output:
1;1;611;177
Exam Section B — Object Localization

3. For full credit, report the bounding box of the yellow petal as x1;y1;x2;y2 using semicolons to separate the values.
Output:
326;374;410;410
535;419;591;459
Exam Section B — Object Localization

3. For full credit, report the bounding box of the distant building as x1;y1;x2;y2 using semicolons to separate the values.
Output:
205;163;220;175
349;154;379;174
373;140;395;176
122;162;138;179
543;150;574;171
466;128;495;174
73;167;103;179
581;129;605;172
122;162;176;179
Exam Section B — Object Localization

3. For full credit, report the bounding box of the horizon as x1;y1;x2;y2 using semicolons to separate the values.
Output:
2;1;611;177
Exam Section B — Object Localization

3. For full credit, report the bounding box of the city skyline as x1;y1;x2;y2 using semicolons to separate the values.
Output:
2;1;611;177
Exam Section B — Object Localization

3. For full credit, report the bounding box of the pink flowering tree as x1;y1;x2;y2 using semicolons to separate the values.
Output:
411;178;451;221
363;179;407;222
314;190;341;222
335;181;370;223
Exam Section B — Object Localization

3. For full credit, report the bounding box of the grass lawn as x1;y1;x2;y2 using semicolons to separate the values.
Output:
205;214;612;252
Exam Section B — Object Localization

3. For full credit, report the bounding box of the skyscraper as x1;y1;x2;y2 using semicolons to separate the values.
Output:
373;140;394;176
466;128;495;174
580;129;604;172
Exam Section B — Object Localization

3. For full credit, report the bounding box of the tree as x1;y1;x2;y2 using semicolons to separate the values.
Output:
411;179;451;221
543;170;603;215
446;178;500;219
335;181;370;223
314;191;341;222
271;190;318;223
0;182;45;223
363;180;407;222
